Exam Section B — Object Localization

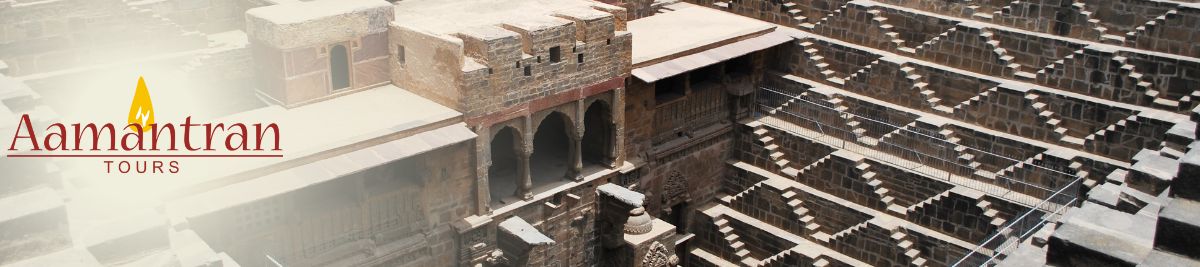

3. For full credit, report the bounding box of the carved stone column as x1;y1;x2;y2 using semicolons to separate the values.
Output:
570;125;585;181
518;143;534;200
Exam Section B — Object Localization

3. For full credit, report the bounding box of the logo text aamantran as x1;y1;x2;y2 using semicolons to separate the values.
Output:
5;77;282;174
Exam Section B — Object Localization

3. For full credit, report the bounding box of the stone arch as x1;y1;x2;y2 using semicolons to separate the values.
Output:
582;99;616;168
531;111;574;186
488;125;523;205
531;105;578;136
330;44;351;90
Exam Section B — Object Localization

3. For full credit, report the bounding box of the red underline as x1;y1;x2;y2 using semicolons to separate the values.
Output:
7;154;283;158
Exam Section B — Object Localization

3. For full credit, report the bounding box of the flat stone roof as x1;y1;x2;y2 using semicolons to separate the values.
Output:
57;84;462;211
394;0;621;36
247;0;390;25
0;187;61;223
168;122;476;220
628;3;776;65
246;0;392;49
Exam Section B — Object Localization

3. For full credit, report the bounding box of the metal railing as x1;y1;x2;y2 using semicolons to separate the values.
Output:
752;85;1082;266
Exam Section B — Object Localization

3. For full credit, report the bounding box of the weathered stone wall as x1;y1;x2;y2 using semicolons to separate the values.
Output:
646;133;732;215
867;159;954;208
841;97;920;138
245;2;393;107
992;29;1087;74
915;63;1000;107
1129;6;1200;57
728;184;804;234
843;59;926;110
996;0;1097;39
875;6;959;51
810;39;883;79
389;25;465;110
1082;0;1175;36
953;86;1057;142
186;143;476;267
727;217;797;259
1083;115;1173;162
904;227;971;267
948;124;1047;172
453;9;631;121
907;192;997;243
132;0;245;33
915;25;1009;77
827;223;910;266
794;189;874;234
0;0;206;75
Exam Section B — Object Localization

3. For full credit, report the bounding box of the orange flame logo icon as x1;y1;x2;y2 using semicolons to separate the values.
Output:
127;77;155;132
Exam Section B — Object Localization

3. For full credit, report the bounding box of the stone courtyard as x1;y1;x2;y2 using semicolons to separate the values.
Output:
0;0;1199;266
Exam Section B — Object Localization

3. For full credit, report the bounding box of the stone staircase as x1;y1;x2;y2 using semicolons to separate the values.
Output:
1081;114;1140;156
757;249;794;267
1066;159;1098;189
122;0;204;40
751;124;797;173
830;97;871;143
899;63;955;113
817;220;869;244
950;87;997;116
1113;55;1182;110
781;2;809;29
943;127;991;178
975;198;1009;231
1125;9;1179;45
1036;49;1086;81
860;160;908;215
889;227;928;266
798;41;845;85
1024;92;1079;145
868;9;911;53
714;215;756;265
913;26;958;55
789;154;832;179
1070;0;1118;43
782;189;822;235
906;190;951;216
994;154;1042;193
980;28;1034;80
812;3;852;30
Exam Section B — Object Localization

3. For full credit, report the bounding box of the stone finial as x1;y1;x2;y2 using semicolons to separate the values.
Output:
623;207;653;234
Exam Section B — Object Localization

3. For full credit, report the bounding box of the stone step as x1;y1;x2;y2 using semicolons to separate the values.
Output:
731;241;745;249
781;190;798;199
723;232;738;240
776;159;791;167
814;258;830;267
905;249;920;258
787;199;803;207
769;151;785;160
912;257;927;266
782;167;800;177
759;136;775;144
867;178;883;187
753;128;768;136
735;249;751;258
801;215;815;224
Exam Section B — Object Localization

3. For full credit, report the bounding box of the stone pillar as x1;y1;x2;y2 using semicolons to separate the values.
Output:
612;88;627;167
475;127;492;215
570;125;585;181
519;143;534;200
